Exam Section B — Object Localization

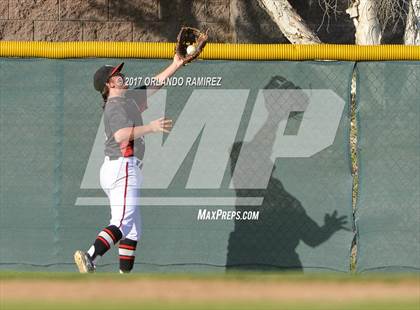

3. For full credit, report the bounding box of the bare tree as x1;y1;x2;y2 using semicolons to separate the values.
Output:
377;0;409;31
346;0;382;44
404;0;420;44
257;0;414;45
256;0;322;44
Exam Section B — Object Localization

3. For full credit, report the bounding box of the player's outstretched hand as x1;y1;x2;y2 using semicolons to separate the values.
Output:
149;117;173;133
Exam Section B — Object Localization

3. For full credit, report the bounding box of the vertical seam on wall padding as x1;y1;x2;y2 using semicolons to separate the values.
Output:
353;63;362;273
347;61;358;273
53;61;64;259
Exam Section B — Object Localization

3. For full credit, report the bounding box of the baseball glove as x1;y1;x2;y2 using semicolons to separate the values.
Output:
175;27;208;64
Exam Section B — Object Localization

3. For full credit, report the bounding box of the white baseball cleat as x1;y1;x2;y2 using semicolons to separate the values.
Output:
74;250;96;273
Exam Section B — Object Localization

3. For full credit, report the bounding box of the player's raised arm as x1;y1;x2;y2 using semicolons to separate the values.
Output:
146;54;184;97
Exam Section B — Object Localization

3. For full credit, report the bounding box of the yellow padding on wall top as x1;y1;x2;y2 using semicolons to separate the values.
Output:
0;41;419;61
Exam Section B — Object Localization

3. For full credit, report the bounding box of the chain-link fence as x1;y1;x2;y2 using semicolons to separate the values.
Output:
355;62;420;272
0;58;417;272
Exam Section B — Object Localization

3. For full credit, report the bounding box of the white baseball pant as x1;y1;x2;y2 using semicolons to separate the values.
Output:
100;156;143;241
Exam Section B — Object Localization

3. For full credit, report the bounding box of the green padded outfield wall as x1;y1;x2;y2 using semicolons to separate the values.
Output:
356;62;420;272
0;59;355;272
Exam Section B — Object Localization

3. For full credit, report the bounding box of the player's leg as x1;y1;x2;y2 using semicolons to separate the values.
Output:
74;223;122;273
74;191;124;273
119;206;141;273
92;160;138;258
74;159;140;273
87;225;122;260
74;158;124;273
117;159;143;273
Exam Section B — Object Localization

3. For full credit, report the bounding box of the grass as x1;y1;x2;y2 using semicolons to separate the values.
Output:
2;300;419;310
2;272;418;310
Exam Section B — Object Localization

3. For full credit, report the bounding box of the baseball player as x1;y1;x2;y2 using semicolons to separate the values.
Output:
74;54;185;273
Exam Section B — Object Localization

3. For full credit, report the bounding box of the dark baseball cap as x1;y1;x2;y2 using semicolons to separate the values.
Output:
93;62;124;93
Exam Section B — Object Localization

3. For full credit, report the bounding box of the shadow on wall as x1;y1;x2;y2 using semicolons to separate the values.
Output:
226;76;348;271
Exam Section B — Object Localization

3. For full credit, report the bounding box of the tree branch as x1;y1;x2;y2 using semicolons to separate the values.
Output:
256;0;322;44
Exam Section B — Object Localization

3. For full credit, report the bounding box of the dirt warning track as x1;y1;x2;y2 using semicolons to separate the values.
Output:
2;278;419;302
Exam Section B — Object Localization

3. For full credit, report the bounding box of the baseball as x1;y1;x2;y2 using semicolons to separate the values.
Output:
187;45;196;55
